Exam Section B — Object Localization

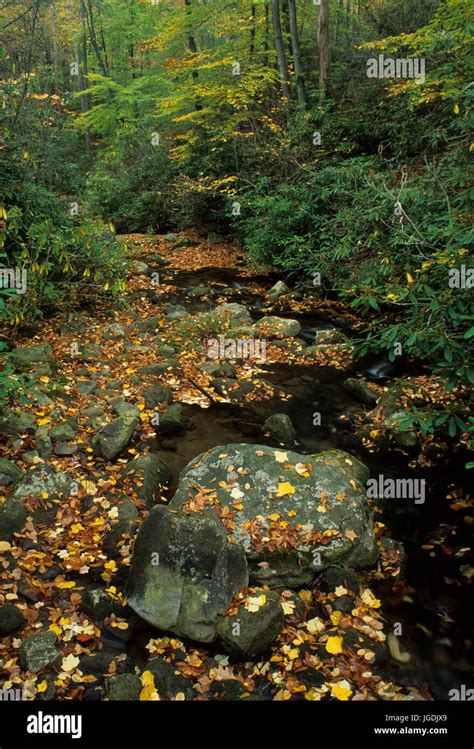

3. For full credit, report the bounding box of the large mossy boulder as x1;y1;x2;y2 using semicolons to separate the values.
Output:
92;411;139;460
170;444;377;587
125;506;248;642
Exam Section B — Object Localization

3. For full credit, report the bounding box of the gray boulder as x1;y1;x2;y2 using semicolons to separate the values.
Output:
0;603;25;635
217;590;283;658
92;411;139;460
11;465;75;526
344;377;379;406
0;458;24;487
214;303;253;327
0;409;36;435
253;316;301;338
170;444;378;587
20;631;59;672
11;344;53;367
125;506;248;642
103;495;138;553
107;674;141;701
143;384;173;408
263;413;297;445
265;281;290;304
120;453;171;506
0;496;27;541
314;328;347;345
154;403;185;434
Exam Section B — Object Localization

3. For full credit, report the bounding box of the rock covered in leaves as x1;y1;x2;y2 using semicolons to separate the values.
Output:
120;453;171;507
11;464;75;527
125;505;248;642
170;443;378;587
217;590;284;658
253;316;301;339
92;409;139;460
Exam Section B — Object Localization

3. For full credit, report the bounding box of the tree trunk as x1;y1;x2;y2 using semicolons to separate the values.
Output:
185;0;202;111
271;0;290;103
79;0;91;154
287;0;305;108
263;1;269;66
250;3;256;56
317;0;329;103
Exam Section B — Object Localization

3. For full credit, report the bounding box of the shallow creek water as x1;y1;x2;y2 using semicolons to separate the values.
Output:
125;261;473;698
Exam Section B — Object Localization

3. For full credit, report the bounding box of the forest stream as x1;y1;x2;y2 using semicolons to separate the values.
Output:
1;231;472;704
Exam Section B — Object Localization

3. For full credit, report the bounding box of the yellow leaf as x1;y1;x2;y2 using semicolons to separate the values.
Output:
49;623;62;636
37;417;51;426
282;601;295;615
36;680;48;693
361;589;381;609
276;482;295;498
454;102;460;114
295;462;312;478
274;450;288;463
331;679;352;701
0;541;12;553
406;273;414;284
141;670;155;688
306;617;325;634
140;671;159;700
325;636;343;655
57;581;76;589
61;654;80;672
268;513;281;521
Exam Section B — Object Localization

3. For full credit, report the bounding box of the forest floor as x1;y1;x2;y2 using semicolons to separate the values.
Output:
0;232;472;702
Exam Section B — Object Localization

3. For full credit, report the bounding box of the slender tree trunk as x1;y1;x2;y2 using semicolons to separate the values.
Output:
263;1;269;66
184;0;202;111
79;0;91;153
317;0;329;103
287;0;305;108
282;0;292;59
50;0;60;92
85;0;109;76
271;0;290;102
250;4;256;56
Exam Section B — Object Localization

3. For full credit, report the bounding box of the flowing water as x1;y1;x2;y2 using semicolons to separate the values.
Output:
122;257;474;696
